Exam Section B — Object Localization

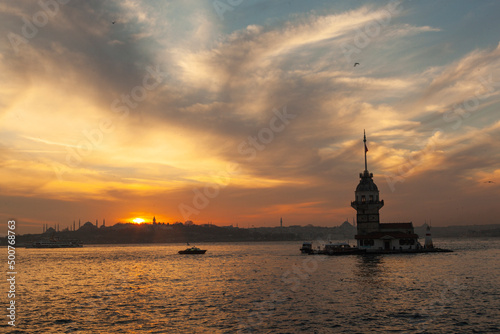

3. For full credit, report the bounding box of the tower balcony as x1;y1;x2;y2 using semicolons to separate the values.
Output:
351;199;384;210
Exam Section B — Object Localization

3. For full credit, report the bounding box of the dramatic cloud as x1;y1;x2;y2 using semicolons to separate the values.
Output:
1;0;499;233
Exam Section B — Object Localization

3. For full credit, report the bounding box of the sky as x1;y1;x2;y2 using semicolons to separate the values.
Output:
1;0;500;234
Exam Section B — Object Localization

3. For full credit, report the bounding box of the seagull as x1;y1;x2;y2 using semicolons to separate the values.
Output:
354;62;360;67
484;181;495;183
111;21;116;24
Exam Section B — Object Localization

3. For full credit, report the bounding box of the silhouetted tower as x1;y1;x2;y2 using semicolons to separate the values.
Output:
103;219;105;228
280;217;282;228
79;219;81;229
73;220;76;231
351;131;384;235
153;216;156;225
96;219;98;228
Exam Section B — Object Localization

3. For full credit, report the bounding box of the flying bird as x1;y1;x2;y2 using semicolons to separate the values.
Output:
484;181;495;183
111;21;116;24
354;62;360;67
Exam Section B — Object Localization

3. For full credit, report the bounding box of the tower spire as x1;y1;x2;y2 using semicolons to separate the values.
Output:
364;130;368;172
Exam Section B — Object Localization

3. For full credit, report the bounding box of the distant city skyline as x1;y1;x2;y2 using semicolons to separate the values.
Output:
1;1;500;234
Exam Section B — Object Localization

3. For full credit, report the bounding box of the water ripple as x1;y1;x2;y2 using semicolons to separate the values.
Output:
13;239;500;333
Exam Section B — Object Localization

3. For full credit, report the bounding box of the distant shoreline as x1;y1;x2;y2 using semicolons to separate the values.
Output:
2;222;499;246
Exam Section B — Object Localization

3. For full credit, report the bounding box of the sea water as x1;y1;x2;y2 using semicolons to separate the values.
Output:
3;239;499;333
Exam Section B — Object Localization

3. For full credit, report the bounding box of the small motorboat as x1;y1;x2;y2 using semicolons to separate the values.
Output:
178;246;206;254
300;242;313;254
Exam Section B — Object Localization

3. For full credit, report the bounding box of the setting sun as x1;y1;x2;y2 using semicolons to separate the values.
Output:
132;218;145;224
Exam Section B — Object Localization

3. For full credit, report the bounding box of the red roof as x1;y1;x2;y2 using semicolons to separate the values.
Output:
355;231;419;240
379;223;413;229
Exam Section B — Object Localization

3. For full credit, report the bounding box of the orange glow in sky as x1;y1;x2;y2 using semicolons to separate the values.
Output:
1;1;500;234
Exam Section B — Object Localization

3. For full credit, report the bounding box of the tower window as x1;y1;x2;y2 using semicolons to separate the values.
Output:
361;196;366;203
369;195;373;202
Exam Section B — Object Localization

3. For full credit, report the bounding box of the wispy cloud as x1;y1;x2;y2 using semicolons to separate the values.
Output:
1;0;499;231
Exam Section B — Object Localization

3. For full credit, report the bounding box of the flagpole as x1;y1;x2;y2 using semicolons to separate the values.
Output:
364;130;367;172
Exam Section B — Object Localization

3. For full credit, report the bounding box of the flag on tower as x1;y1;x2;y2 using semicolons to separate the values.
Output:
363;129;368;153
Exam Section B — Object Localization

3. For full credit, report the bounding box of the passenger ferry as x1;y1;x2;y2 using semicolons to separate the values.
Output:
25;238;83;248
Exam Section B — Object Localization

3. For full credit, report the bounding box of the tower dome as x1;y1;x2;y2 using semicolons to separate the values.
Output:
356;171;379;192
353;171;382;204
